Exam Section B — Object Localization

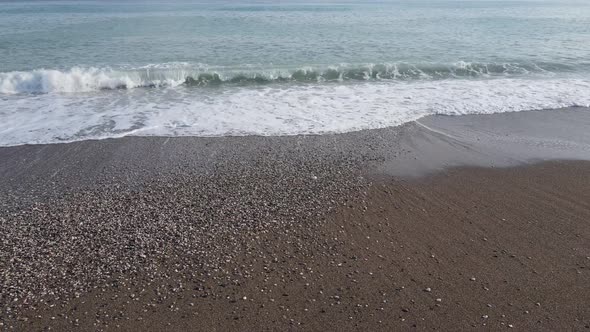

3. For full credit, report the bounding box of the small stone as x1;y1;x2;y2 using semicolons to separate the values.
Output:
424;287;432;292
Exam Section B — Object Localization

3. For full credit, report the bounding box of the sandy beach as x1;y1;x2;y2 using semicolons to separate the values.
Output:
1;108;590;331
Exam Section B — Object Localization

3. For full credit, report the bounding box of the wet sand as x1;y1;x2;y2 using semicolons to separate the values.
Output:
1;108;589;331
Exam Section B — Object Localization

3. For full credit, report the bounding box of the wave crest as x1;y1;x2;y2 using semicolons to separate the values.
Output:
0;61;566;94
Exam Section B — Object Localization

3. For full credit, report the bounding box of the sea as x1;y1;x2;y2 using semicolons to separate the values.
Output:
1;0;590;146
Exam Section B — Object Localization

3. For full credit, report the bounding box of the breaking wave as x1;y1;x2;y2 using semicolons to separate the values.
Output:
0;61;571;94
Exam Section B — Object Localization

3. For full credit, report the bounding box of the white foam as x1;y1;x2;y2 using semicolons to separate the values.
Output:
0;67;184;94
1;77;589;146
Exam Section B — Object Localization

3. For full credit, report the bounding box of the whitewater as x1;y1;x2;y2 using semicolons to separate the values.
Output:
1;67;589;146
1;0;590;146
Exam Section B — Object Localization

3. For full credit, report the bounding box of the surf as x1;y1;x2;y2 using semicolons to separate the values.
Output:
0;61;571;94
1;76;589;146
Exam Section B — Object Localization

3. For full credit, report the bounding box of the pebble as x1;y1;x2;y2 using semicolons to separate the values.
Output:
0;127;583;331
0;135;369;329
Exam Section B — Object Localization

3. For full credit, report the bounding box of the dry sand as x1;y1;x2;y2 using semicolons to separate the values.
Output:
1;108;589;331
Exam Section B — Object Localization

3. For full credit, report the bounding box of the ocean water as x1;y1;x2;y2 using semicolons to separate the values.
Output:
1;0;590;146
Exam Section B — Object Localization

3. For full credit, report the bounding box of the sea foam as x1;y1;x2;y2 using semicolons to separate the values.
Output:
1;76;589;146
0;67;185;94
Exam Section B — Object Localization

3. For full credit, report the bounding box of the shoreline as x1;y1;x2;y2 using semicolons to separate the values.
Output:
1;108;590;330
1;105;588;149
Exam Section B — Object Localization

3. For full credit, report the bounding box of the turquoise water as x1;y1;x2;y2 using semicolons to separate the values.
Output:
1;0;590;145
